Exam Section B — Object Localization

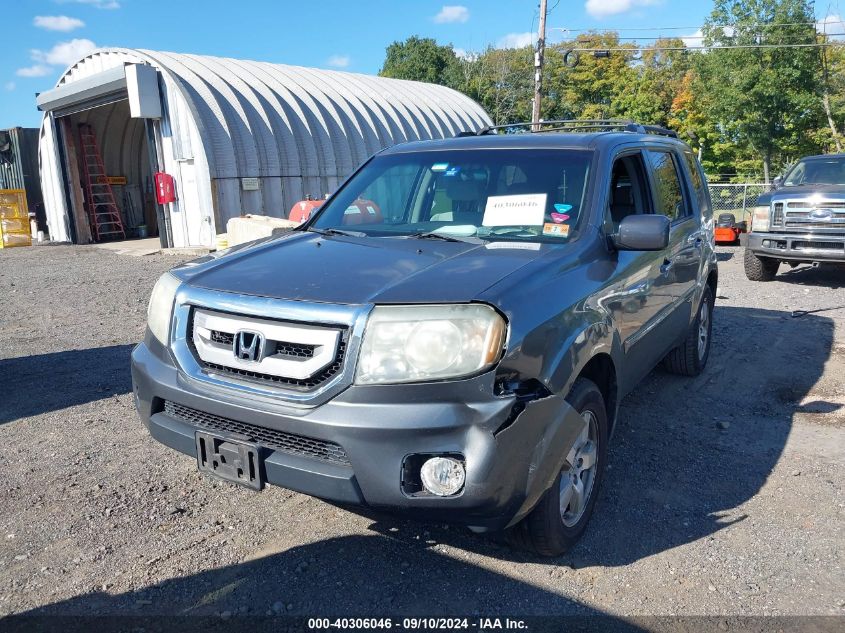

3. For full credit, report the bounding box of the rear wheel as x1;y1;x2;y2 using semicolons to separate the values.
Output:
744;248;779;281
663;286;713;377
508;378;608;557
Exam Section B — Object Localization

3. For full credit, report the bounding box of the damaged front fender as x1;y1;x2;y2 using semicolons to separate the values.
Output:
494;392;587;528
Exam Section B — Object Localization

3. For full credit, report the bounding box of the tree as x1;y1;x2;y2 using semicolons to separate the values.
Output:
546;33;638;120
472;46;534;125
379;36;461;88
696;0;824;182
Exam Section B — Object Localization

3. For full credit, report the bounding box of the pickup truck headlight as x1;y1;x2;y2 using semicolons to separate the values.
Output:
147;272;181;345
750;205;770;232
355;304;507;385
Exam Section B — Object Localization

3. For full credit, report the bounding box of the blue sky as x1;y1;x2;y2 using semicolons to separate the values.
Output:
1;0;841;129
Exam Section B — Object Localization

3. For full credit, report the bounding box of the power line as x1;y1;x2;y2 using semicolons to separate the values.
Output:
566;41;843;53
554;20;843;33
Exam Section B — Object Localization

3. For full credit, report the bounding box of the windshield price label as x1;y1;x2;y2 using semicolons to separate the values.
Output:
482;194;547;227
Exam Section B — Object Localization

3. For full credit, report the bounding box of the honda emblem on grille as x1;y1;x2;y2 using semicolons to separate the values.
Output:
233;330;264;362
810;207;833;220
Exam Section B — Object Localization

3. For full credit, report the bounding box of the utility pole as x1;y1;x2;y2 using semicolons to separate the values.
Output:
532;0;548;132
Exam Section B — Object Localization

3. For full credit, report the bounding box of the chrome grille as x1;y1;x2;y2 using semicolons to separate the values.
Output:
164;401;351;465
201;341;347;390
188;308;347;392
772;202;784;226
780;198;845;231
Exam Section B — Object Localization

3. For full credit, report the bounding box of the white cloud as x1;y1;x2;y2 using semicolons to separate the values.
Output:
31;38;97;66
57;0;120;9
16;64;53;77
453;47;478;61
497;32;536;49
585;0;661;19
34;15;85;31
434;5;469;24
817;14;845;38
326;54;350;68
681;29;703;48
5;82;16;92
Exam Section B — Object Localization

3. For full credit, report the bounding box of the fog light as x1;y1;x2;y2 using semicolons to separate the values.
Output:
420;457;465;496
763;239;771;247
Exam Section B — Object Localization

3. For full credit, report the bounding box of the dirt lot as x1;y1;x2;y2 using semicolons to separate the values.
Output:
0;244;843;622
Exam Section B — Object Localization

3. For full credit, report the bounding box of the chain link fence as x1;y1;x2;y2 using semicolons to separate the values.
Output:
708;183;774;225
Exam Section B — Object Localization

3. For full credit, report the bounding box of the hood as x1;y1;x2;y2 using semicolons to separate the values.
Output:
757;183;845;205
180;231;554;305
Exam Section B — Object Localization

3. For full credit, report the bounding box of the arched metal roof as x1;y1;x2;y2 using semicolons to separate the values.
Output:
52;48;491;181
38;49;492;246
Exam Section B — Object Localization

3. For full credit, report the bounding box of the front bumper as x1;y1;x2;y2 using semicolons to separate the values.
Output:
747;231;845;262
131;340;584;530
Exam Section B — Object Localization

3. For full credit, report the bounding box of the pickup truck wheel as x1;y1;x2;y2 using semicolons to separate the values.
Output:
744;248;779;281
508;378;608;557
663;286;713;377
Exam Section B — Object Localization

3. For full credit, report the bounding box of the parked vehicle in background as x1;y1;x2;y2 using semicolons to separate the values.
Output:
132;120;718;556
745;154;845;281
714;212;746;245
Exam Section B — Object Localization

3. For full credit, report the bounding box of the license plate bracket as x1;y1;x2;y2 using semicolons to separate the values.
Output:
195;431;264;490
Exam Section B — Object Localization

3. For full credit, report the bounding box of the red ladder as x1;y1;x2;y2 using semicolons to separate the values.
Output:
78;124;125;241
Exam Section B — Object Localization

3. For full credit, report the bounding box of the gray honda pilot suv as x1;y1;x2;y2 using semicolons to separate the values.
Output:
132;120;718;556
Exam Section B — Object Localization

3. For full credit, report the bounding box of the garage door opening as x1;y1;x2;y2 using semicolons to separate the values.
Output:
56;100;158;243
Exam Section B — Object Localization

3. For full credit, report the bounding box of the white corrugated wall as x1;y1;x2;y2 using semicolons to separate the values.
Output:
38;48;492;247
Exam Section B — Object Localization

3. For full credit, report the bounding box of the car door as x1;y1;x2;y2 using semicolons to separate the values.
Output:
646;147;703;360
598;150;676;392
645;148;702;338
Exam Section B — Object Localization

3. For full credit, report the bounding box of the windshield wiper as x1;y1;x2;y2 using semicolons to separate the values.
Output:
404;231;482;244
306;227;367;238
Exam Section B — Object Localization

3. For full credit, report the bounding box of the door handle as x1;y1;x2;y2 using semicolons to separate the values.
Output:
686;233;703;247
660;258;673;275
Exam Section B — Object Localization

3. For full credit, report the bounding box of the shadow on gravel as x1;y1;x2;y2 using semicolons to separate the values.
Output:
570;305;834;567
6;536;649;632
0;344;134;425
775;262;845;288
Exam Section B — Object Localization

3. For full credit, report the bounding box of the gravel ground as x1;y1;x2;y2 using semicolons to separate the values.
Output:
0;244;843;622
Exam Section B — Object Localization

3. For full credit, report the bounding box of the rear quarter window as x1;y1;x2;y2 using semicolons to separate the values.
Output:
647;150;688;221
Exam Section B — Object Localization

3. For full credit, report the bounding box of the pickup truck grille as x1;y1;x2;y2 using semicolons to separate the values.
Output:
163;401;351;465
188;308;347;392
777;199;845;231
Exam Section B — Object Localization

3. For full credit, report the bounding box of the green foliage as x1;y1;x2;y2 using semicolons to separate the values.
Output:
378;0;844;181
379;36;462;88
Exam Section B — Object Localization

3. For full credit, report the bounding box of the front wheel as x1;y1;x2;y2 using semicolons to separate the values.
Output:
744;248;779;281
508;378;608;557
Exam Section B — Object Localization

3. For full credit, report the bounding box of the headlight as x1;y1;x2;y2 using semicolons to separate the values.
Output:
750;205;770;232
147;272;181;345
355;304;507;385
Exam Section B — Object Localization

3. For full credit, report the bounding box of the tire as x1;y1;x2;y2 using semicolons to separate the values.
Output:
663;286;713;377
744;248;779;281
508;378;609;557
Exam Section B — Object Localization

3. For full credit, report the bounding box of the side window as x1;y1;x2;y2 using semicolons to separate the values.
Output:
682;150;707;209
607;153;649;231
358;164;421;224
647;151;688;221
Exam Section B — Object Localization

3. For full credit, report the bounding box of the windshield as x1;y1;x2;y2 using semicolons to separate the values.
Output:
310;149;593;242
783;157;845;186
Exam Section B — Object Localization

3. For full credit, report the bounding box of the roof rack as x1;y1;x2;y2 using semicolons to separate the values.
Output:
462;119;678;139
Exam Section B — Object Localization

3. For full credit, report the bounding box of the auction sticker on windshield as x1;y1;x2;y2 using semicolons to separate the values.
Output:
543;222;570;237
483;194;547;226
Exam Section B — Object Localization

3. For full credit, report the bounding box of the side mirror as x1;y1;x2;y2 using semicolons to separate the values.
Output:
772;176;783;189
612;215;670;251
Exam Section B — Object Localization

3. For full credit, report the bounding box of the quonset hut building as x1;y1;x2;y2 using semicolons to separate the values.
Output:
36;49;491;247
